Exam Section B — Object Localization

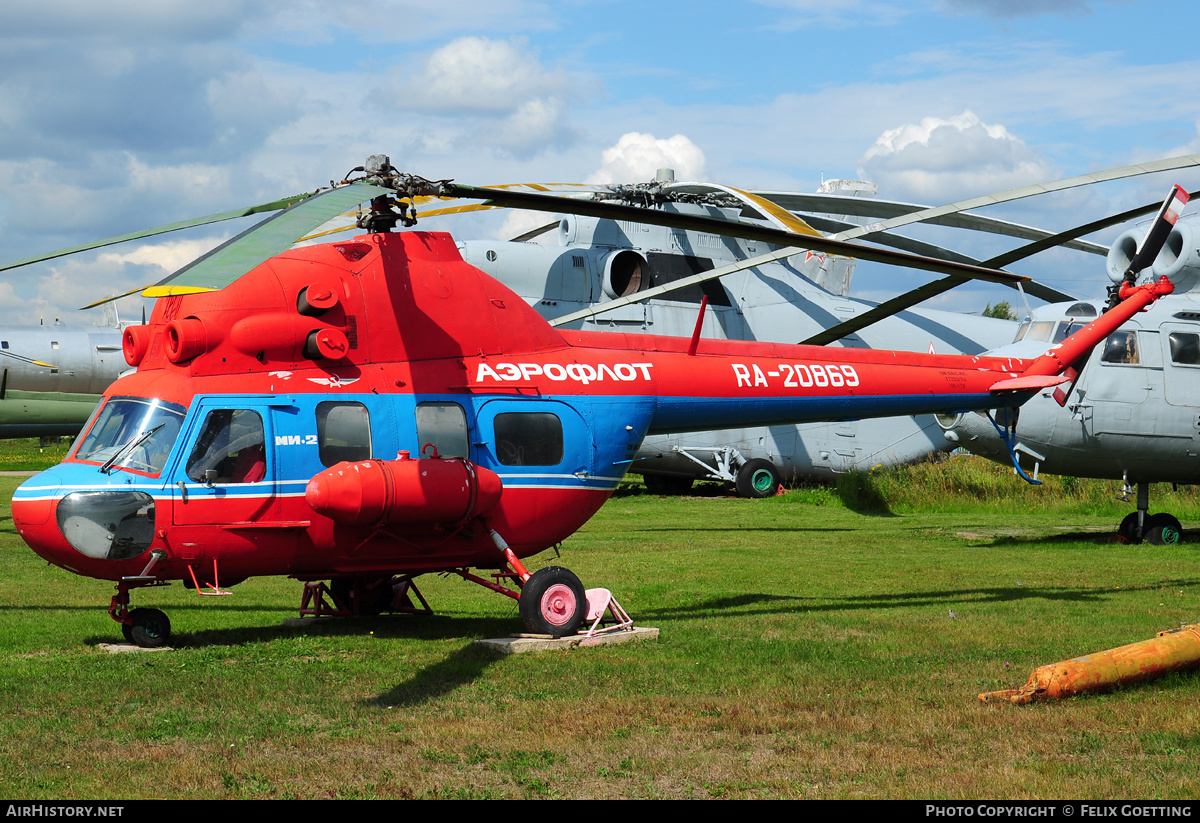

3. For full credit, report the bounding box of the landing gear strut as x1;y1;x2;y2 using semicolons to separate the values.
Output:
1116;481;1184;545
110;575;173;648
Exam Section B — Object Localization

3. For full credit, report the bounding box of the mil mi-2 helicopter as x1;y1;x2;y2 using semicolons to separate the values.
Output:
5;156;1180;647
939;186;1200;545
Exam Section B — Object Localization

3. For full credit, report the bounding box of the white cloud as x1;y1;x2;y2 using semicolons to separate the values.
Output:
380;36;583;158
98;236;227;273
586;133;707;185
858;111;1056;203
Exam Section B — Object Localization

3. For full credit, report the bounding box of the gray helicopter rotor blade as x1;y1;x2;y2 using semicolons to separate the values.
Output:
830;154;1200;244
800;277;968;346
0;192;315;274
749;191;1110;257
800;213;1075;304
451;184;1028;287
984;187;1200;269
803;184;1193;347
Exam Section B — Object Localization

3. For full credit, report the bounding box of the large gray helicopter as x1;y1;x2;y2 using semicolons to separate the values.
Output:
939;187;1200;545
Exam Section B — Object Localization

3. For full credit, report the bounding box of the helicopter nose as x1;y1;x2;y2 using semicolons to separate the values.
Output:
11;469;61;526
13;472;156;563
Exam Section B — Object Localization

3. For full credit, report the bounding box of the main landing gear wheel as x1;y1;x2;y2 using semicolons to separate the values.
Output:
736;458;781;499
1116;512;1183;545
519;567;586;637
1146;513;1183;546
125;607;171;648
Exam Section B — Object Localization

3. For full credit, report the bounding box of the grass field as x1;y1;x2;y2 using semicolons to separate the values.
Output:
1;447;1198;799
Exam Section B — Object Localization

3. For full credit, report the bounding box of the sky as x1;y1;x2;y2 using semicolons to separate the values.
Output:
3;0;1200;326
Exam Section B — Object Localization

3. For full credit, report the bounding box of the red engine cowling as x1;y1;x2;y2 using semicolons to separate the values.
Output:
305;452;503;526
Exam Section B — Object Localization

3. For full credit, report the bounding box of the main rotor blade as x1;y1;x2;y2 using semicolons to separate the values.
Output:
984;187;1200;269
751;191;1111;256
449;184;1028;287
799;213;1075;304
799;277;967;346
143;181;385;296
0;192;314;273
830;154;1200;244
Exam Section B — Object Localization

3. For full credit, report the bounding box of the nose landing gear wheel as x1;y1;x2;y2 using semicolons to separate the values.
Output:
125;607;171;648
519;567;586;637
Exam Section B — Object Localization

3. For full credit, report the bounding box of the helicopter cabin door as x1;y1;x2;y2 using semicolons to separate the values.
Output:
169;401;278;529
476;399;595;488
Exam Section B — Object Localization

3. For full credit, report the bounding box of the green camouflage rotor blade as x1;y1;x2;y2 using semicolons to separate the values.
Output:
145;181;385;296
0;192;315;273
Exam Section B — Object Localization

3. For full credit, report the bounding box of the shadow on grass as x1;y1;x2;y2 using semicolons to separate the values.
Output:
640;576;1200;620
369;642;503;708
82;612;519;651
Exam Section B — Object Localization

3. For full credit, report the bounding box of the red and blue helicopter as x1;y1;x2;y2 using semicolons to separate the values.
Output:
7;158;1183;647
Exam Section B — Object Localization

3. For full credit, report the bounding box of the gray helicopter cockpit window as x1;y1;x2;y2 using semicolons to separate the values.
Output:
1053;320;1081;344
74;397;187;476
1101;331;1140;365
1169;332;1200;365
186;409;266;484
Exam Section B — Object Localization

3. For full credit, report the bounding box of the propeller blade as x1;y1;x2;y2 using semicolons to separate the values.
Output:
0;192;314;273
143;181;386;296
0;350;56;369
79;282;153;310
510;221;560;242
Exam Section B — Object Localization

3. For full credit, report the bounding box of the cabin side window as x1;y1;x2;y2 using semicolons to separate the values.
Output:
494;412;563;466
1169;332;1200;365
316;402;372;466
1100;331;1140;365
186;409;266;483
415;402;468;458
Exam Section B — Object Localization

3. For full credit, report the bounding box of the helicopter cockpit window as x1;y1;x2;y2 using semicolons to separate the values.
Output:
1025;321;1056;343
494;412;563;466
74;397;187;476
317;402;372;466
1053;319;1081;343
1013;322;1030;343
1169;332;1200;365
186;409;266;484
415;402;468;459
1101;331;1140;365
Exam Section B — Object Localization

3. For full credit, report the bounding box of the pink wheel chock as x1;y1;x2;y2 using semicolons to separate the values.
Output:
582;588;634;637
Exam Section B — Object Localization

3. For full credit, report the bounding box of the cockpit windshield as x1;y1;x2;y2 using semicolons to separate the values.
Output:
73;397;187;476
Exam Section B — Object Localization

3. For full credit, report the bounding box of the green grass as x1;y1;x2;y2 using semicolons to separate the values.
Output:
1;453;1198;799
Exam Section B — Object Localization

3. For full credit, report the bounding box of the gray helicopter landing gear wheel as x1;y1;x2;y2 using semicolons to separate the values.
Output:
519;566;586;637
736;458;781;498
1145;513;1183;546
128;607;171;648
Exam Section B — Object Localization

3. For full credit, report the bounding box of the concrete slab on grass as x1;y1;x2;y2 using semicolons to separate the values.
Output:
475;627;659;654
98;642;173;654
